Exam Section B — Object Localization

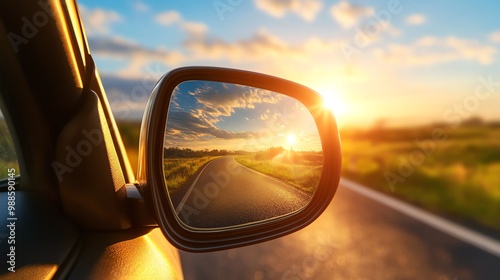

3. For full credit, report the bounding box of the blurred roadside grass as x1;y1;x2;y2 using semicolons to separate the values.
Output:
341;122;500;231
114;120;500;232
0;118;497;232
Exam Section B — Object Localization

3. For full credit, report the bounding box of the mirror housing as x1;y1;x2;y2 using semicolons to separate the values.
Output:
137;67;341;252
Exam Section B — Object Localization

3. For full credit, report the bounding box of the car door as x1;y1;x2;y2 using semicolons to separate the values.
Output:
0;1;184;279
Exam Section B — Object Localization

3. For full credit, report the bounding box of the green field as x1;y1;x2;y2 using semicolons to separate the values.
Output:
235;147;323;194
341;122;500;231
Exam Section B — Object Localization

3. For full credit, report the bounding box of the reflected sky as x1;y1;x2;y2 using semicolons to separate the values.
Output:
164;81;321;152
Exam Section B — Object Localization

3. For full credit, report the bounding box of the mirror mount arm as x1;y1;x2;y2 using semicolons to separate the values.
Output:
125;183;158;226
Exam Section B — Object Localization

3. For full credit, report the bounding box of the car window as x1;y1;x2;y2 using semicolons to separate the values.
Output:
0;110;19;181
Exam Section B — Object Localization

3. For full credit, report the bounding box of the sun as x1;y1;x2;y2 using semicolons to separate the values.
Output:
320;91;349;117
286;134;296;146
322;93;336;110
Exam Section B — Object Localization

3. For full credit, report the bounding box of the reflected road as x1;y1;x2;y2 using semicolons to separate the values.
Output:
172;156;311;228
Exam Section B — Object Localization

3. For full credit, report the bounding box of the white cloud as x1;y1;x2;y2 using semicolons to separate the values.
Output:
254;0;322;22
181;22;209;37
155;11;182;26
385;24;401;37
406;14;426;25
90;24;340;80
184;28;342;63
155;10;208;36
489;31;500;43
89;37;179;60
80;5;122;35
330;1;374;28
374;36;496;66
134;2;149;12
88;36;184;78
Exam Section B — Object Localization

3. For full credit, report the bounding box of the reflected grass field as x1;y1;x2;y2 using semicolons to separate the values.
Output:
163;156;218;193
341;123;500;231
235;150;323;194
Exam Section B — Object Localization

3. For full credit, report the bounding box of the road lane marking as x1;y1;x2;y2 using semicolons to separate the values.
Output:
341;178;500;258
175;159;217;214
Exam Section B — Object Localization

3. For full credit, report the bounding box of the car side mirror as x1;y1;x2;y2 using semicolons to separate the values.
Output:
137;67;341;252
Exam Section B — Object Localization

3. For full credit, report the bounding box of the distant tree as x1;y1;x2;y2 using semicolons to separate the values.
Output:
462;116;484;127
488;120;500;128
368;119;388;143
164;146;238;158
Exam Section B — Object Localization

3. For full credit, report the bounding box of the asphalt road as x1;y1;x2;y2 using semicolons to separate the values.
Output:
179;180;500;280
173;156;311;228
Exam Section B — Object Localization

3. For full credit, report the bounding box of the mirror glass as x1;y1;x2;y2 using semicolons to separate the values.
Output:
164;80;323;229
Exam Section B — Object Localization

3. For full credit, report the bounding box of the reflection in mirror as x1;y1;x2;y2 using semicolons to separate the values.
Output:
164;81;323;229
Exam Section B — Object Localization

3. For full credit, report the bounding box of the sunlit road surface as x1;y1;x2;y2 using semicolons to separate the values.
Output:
173;156;311;228
179;179;500;280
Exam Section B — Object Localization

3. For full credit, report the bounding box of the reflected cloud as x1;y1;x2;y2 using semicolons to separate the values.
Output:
166;111;255;141
190;83;280;123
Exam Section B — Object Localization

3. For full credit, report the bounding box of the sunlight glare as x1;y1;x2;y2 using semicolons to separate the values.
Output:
285;133;297;151
321;92;348;116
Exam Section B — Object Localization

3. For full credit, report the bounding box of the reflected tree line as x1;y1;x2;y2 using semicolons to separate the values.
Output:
164;146;244;158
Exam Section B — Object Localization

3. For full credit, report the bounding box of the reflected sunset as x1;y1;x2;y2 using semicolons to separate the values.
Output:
164;80;322;153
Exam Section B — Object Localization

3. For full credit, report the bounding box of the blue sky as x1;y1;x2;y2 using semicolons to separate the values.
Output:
78;0;500;127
